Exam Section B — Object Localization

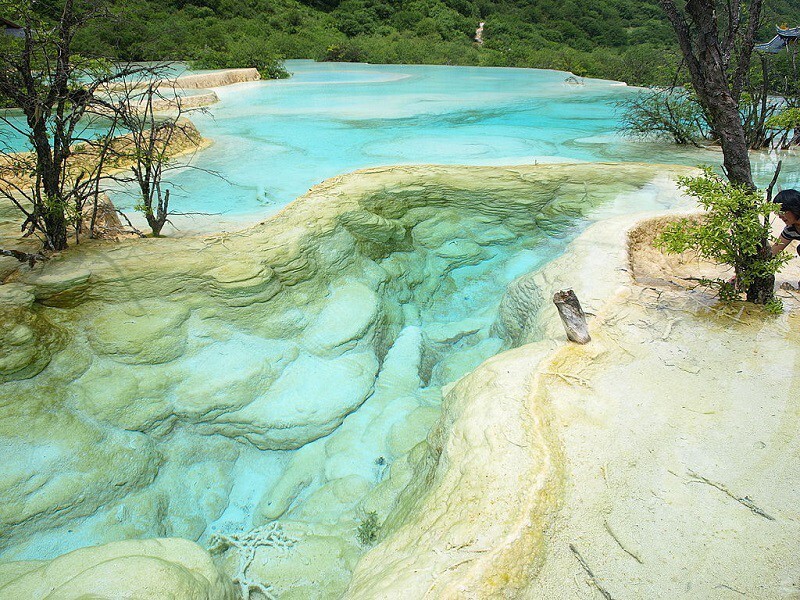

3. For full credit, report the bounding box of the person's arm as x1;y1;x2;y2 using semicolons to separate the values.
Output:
772;233;792;256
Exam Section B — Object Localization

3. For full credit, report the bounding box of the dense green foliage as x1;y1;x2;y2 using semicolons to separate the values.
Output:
192;36;290;78
656;169;788;304
767;107;800;131
25;0;793;85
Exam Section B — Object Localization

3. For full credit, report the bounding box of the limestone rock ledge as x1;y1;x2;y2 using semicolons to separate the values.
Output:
343;207;660;599
171;68;261;90
0;538;236;599
345;342;563;598
0;163;693;596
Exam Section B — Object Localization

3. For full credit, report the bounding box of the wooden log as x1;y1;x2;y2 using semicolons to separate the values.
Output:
553;289;591;344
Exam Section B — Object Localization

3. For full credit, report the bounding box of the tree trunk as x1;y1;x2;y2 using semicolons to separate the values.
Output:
746;246;774;303
146;213;165;237
43;209;68;251
703;95;753;186
659;0;774;302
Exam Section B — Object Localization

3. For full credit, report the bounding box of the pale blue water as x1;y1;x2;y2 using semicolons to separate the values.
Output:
0;111;122;152
4;61;796;211
104;60;798;217
3;62;800;591
115;61;629;213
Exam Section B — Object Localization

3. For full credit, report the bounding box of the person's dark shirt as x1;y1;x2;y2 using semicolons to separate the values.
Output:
781;225;800;241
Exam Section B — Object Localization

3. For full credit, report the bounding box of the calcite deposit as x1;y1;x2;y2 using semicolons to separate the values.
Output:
0;538;235;599
7;162;746;598
169;68;261;89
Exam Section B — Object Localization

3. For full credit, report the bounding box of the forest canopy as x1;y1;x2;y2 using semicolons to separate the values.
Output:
7;0;800;85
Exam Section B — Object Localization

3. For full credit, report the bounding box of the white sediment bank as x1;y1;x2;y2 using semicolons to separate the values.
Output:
145;68;261;111
523;216;800;599
1;164;798;598
348;206;800;598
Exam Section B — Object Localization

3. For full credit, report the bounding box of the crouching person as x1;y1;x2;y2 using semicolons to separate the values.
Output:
772;189;800;257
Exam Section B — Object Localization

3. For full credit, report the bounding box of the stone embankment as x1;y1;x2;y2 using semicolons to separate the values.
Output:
151;91;220;112
116;68;260;111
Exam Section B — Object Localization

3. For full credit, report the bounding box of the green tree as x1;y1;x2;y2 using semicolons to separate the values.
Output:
0;0;141;251
658;0;778;304
657;169;788;307
619;87;709;145
107;75;201;237
193;37;290;79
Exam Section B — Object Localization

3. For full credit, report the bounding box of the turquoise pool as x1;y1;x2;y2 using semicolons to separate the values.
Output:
106;60;794;218
2;61;798;597
4;61;795;216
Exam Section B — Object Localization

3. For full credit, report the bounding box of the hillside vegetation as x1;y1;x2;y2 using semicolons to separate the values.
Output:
62;0;800;85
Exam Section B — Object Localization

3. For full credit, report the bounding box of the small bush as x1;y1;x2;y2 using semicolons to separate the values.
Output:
619;87;709;145
766;107;800;131
765;107;800;148
656;168;789;302
193;37;290;79
356;511;380;546
765;297;784;315
322;42;366;63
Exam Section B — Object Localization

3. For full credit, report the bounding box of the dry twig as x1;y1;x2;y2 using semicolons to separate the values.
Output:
542;371;590;387
0;248;47;267
715;583;746;596
682;470;775;521
569;543;614;600
603;520;643;564
208;522;297;600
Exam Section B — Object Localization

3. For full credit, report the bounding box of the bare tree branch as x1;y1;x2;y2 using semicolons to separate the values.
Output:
0;247;48;267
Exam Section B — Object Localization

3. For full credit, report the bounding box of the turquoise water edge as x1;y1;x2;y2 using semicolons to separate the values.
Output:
115;60;797;217
1;61;798;595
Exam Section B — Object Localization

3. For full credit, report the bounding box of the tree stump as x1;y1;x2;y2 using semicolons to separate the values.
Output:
553;289;591;344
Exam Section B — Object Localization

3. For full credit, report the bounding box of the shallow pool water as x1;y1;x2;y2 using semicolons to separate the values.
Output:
0;163;676;578
105;60;798;219
4;61;796;215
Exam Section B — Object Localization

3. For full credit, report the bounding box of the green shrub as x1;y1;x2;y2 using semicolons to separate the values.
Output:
322;42;367;62
766;107;800;132
765;296;784;315
193;37;290;79
356;511;380;546
619;87;709;145
656;168;789;301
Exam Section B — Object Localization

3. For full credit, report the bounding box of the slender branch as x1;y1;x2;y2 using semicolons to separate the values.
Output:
765;160;783;203
0;247;48;267
569;544;614;600
731;0;764;102
681;469;776;521
603;520;643;564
